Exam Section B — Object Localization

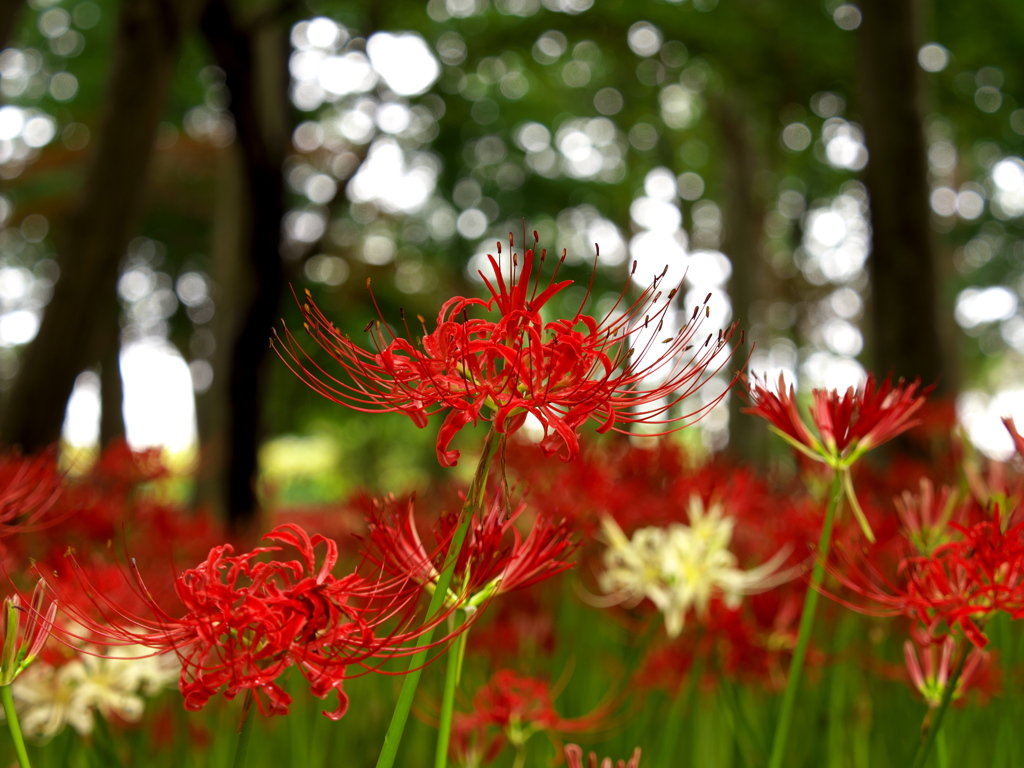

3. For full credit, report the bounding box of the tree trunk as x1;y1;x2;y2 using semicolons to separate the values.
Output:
715;97;770;465
857;0;952;393
96;302;125;447
0;0;203;452
199;0;290;532
0;0;25;56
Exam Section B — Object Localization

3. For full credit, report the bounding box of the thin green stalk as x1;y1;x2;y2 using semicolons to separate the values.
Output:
658;654;703;768
936;729;949;768
231;689;256;768
721;680;762;767
909;650;968;768
375;429;499;768
766;470;844;768
434;612;469;768
1;684;31;768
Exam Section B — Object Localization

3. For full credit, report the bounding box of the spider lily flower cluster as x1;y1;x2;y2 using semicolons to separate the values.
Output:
745;373;930;541
275;234;743;467
830;509;1024;649
598;495;791;638
451;670;611;766
37;524;436;720
360;492;577;612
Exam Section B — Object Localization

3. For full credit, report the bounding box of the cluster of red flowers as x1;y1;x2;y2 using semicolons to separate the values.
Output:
276;233;743;466
831;510;1024;649
9;224;1023;766
359;490;578;610
450;669;612;765
40;523;435;718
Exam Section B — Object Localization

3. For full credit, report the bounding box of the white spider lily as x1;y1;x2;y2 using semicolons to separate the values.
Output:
9;646;178;739
598;496;792;637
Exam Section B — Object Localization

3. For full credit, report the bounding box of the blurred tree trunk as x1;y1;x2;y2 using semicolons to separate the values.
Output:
95;302;125;446
0;0;25;56
199;0;290;532
0;0;203;452
715;97;770;465
857;0;953;393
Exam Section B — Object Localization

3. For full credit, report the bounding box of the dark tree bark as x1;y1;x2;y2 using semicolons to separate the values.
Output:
0;0;203;451
96;304;125;447
0;0;25;54
857;0;953;393
199;0;289;532
715;97;770;465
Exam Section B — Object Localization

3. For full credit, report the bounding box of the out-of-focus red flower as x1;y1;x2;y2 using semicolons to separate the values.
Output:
565;744;642;768
0;582;57;685
903;636;991;708
37;524;428;719
745;373;930;542
468;588;557;663
745;373;930;467
89;439;167;489
828;510;1024;648
0;449;64;537
894;479;964;556
360;491;577;610
6;441;223;574
810;373;930;457
1004;417;1024;458
451;670;613;765
961;427;1024;516
276;234;743;466
635;588;814;694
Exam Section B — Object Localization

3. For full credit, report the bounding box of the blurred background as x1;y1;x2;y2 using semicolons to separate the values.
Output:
0;0;1023;528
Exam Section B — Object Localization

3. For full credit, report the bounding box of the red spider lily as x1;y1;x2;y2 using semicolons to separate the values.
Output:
903;636;990;708
451;670;612;764
745;373;930;467
275;234;744;466
0;582;57;685
745;373;930;542
35;524;437;719
360;491;577;610
827;510;1024;648
811;373;929;457
0;449;64;538
565;744;642;768
894;479;964;555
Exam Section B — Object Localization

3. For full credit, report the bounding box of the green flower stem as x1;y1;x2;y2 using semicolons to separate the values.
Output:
658;654;703;768
766;470;844;768
1;684;31;768
375;428;499;768
910;650;968;768
721;680;762;767
231;689;256;768
434;612;469;768
936;729;949;768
